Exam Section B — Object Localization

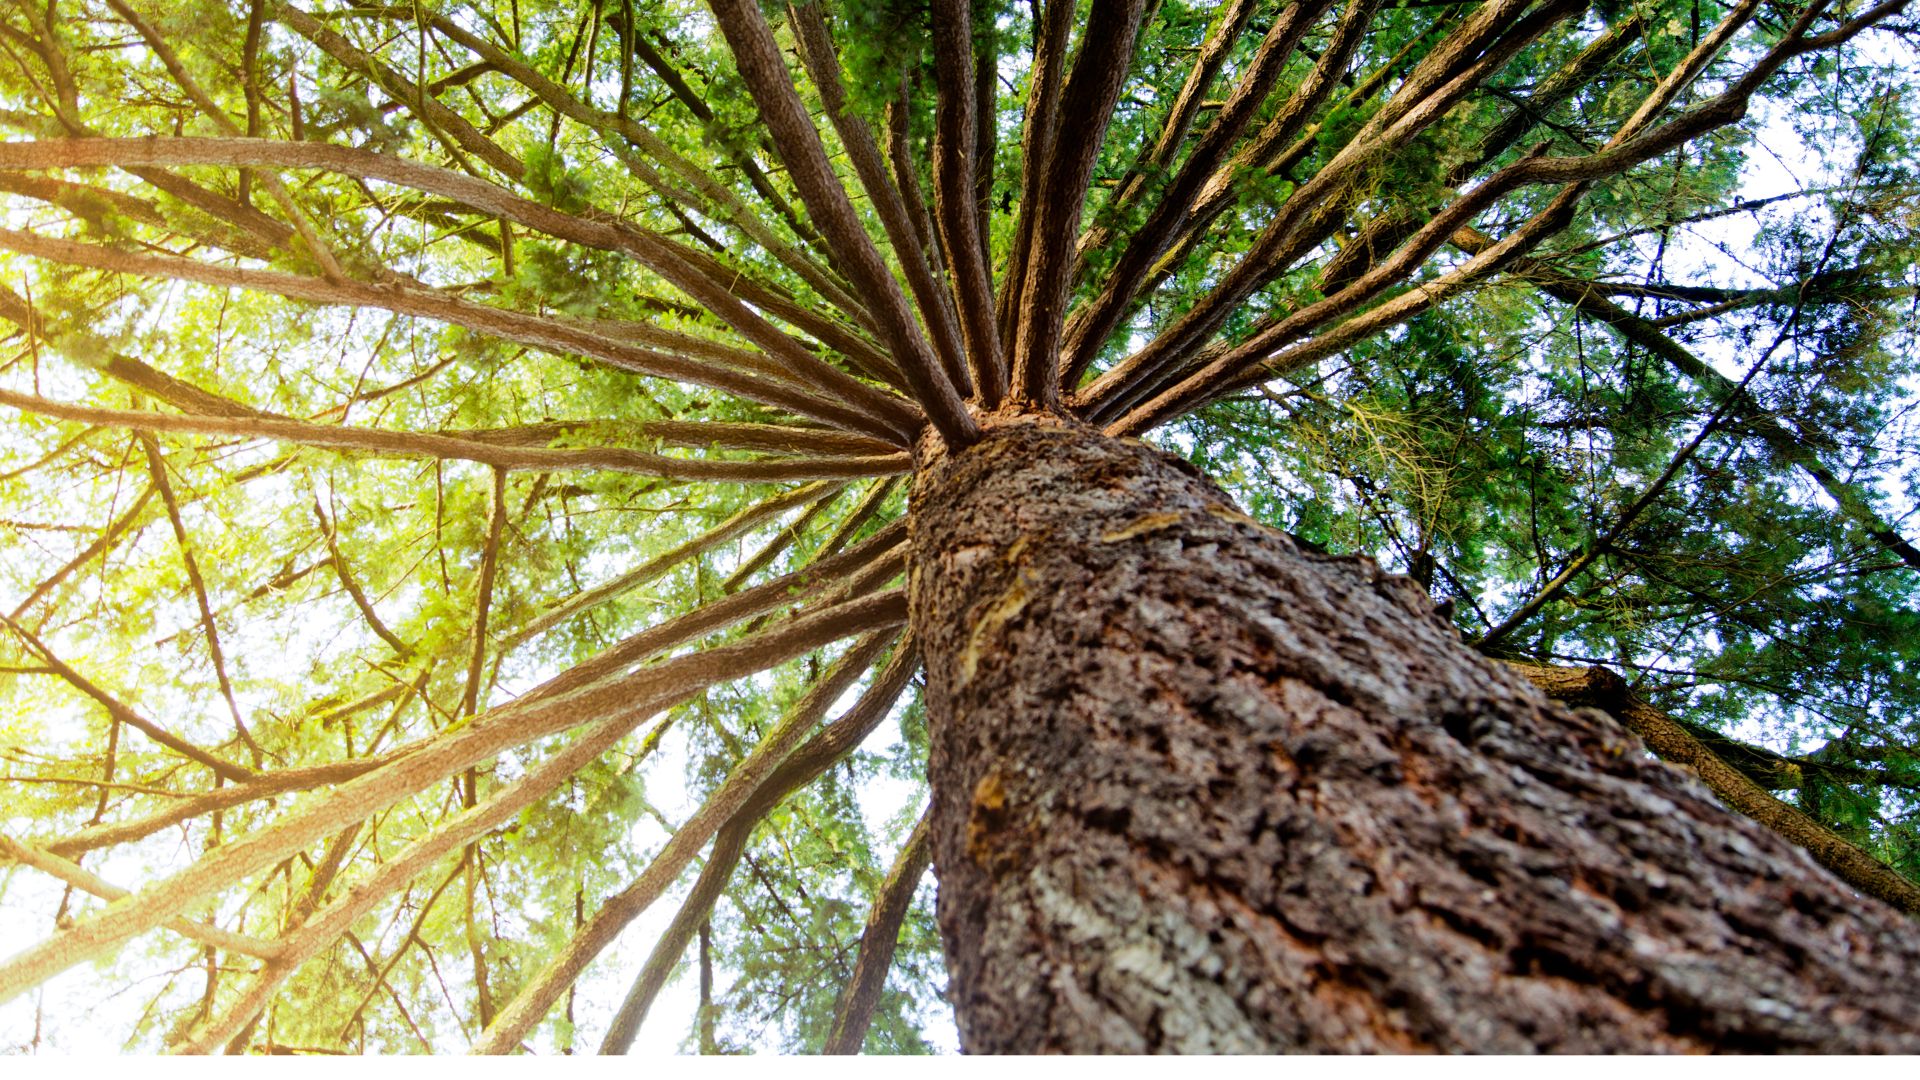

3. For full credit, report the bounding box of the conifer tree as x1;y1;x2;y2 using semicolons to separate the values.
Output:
1;0;1918;1052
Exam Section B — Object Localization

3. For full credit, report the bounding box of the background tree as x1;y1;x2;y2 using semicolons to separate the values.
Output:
0;0;1917;1053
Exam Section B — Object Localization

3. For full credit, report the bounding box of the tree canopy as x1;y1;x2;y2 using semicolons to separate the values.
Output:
0;0;1916;1054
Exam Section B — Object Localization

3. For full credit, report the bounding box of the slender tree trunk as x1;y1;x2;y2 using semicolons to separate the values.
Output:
907;412;1920;1053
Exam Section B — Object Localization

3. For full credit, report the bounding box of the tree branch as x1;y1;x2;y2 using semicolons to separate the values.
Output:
1007;0;1148;407
822;806;930;1054
0;389;909;483
597;634;919;1053
0;835;284;959
139;433;261;762
788;3;971;399
475;628;901;1052
930;0;1006;405
0;588;908;1009
1507;662;1920;917
706;0;977;446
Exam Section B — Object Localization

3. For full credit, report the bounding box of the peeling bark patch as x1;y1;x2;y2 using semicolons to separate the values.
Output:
908;416;1920;1054
961;571;1031;685
1100;511;1185;542
968;770;1011;869
1203;503;1267;530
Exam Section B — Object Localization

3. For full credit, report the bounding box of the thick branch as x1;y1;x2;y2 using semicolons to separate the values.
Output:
360;5;870;327
0;589;908;1008
706;0;977;446
1080;0;1572;409
475;629;902;1053
0;389;907;483
822;807;931;1054
1007;0;1148;407
0;835;283;959
1060;0;1333;385
788;4;970;400
0;138;922;440
930;0;1005;404
598;635;920;1054
1507;662;1920;917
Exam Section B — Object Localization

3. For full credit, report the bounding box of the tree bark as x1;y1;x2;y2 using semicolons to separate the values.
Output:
907;412;1920;1053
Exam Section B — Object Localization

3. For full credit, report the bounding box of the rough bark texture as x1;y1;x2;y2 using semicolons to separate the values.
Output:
906;413;1920;1053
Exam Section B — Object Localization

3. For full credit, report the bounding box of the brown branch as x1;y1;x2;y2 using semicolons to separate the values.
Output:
599;636;920;1054
971;21;996;262
0;390;909;484
930;0;1005;404
1094;0;1902;436
1316;11;1646;296
104;0;346;280
741;477;900;639
1092;0;1262;241
40;754;395;860
720;484;843;593
334;861;465;1044
1103;182;1592;434
1080;0;1570;411
358;5;870;328
0;138;922;440
887;76;943;281
1060;0;1333;386
500;480;850;651
480;628;902;1053
0;234;902;445
181;697;666;1052
0;172;218;246
788;3;971;399
6;485;155;622
659;242;904;393
635;420;897;458
1007;0;1149;407
995;0;1074;350
816;476;901;561
313;500;414;658
1506;662;1920;917
823;806;931;1054
0;613;255;785
521;520;907;706
1;584;909;1010
273;1;524;180
1119;0;1398;325
459;468;508;720
284;824;362;933
707;0;977;446
1220;0;1905;413
624;23;824;254
598;806;752;1053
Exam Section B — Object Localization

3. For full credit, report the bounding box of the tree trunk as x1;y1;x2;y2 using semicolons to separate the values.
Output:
906;412;1920;1053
